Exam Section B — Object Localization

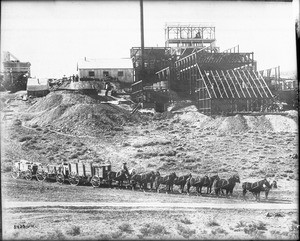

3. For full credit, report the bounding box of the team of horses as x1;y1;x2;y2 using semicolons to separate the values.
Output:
106;169;277;201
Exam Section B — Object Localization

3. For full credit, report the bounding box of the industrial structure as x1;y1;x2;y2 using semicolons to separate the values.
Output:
130;23;285;114
1;51;31;92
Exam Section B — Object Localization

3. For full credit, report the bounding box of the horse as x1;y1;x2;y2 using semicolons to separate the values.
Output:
107;169;134;188
173;174;192;193
263;180;277;200
131;171;156;191
186;175;210;195
154;172;177;194
203;174;220;194
213;174;240;197
242;178;275;201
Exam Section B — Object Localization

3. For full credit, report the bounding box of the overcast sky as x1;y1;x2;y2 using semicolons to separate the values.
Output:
1;0;298;78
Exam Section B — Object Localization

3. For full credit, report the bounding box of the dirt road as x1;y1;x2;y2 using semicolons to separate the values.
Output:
3;201;297;210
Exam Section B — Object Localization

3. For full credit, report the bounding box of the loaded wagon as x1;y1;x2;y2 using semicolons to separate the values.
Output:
68;162;94;186
55;162;70;184
11;160;46;181
90;163;112;187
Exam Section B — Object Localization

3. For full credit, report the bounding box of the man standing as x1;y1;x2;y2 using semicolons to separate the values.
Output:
121;162;130;177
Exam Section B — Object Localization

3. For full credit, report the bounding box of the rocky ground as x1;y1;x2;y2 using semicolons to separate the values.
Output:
0;90;299;240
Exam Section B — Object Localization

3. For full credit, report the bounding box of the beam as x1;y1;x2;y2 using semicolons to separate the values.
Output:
196;64;212;99
251;70;269;98
230;69;246;98
240;70;257;98
210;70;223;98
257;71;274;97
215;70;229;98
236;70;252;98
204;71;217;98
226;70;241;98
246;69;263;98
221;70;235;98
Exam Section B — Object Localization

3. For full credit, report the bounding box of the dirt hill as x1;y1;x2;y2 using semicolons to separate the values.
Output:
25;91;145;136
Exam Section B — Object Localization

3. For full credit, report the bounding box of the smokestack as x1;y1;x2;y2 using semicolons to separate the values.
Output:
140;0;145;71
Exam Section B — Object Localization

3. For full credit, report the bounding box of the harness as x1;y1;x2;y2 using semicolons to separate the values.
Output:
249;182;260;191
220;180;230;189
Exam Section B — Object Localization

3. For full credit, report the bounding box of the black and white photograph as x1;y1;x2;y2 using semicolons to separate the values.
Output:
1;0;299;240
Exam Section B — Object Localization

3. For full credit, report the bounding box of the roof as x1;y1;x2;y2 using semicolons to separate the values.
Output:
27;78;49;91
78;58;133;69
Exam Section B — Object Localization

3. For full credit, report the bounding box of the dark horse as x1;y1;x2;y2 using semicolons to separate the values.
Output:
242;179;276;201
186;175;210;195
203;174;220;194
173;174;192;193
131;171;156;191
154;172;177;193
107;169;132;188
213;174;240;197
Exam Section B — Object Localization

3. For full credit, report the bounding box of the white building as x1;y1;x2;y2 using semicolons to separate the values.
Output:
77;58;133;83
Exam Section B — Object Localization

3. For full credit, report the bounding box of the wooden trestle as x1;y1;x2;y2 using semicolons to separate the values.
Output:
172;49;274;115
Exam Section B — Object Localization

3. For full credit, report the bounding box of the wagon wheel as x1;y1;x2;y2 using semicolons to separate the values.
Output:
56;173;65;184
24;170;33;181
69;174;80;186
11;169;20;179
36;170;47;182
91;176;101;188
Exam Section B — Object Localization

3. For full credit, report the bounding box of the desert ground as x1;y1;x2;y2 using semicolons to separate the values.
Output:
1;90;298;240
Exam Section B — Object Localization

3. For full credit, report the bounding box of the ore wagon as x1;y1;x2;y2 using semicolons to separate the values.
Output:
90;163;112;187
68;162;94;186
11;160;46;181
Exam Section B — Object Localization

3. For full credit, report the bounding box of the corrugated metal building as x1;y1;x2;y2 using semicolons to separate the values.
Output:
27;78;50;97
77;58;133;83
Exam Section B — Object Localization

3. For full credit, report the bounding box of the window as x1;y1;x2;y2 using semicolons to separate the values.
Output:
118;71;124;77
88;71;95;77
103;71;109;77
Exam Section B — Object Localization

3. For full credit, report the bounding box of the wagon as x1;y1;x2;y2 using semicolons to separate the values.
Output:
38;164;61;183
55;162;70;184
90;163;112;188
68;162;94;186
11;160;46;181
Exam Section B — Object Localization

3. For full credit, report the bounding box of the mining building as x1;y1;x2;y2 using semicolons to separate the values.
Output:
2;51;31;92
131;23;288;115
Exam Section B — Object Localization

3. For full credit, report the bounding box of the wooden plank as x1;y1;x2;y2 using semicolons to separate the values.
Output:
226;70;241;98
196;64;212;99
70;163;78;174
230;69;246;98
210;70;223;98
246;69;263;98
78;162;85;176
84;163;92;176
215;70;229;98
255;70;274;98
236;70;252;98
240;70;257;98
251;70;269;98
204;71;218;98
221;70;235;98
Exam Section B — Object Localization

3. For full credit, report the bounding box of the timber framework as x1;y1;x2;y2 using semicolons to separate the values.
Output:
131;23;280;115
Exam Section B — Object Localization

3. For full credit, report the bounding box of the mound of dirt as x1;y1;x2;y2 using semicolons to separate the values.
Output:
25;92;143;136
266;115;298;132
172;104;298;133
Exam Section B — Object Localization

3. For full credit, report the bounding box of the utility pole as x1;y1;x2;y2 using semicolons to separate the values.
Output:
140;0;145;74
